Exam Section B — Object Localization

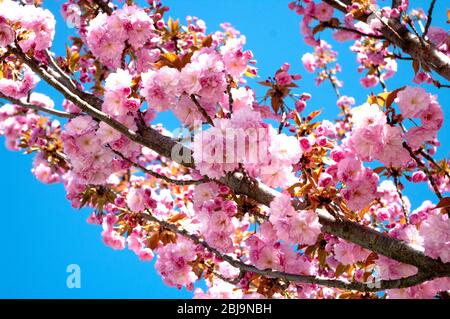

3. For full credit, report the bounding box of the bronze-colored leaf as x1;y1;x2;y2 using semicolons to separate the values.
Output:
412;60;420;74
367;93;378;105
373;166;385;174
201;34;213;48
335;263;348;278
257;81;273;87
271;95;281;114
304;245;317;258
385;86;405;108
307;109;322;121
435;197;450;209
148;232;160;250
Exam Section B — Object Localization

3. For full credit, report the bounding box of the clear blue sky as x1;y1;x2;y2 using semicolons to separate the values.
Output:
0;0;448;298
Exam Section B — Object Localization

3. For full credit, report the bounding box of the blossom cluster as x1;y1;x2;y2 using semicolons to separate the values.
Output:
193;109;303;188
246;221;315;275
269;193;321;246
0;66;39;100
350;38;397;88
0;0;55;52
61;114;140;185
193;183;238;253
0;94;64;184
141;46;252;122
155;236;198;289
86;4;156;69
301;40;343;87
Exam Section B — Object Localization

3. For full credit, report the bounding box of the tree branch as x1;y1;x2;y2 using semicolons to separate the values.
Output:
423;0;437;39
0;92;77;119
44;50;78;90
190;94;214;126
322;0;450;81
109;146;209;186
418;149;450;181
391;0;402;10
93;0;113;15
324;24;384;39
403;142;443;200
143;212;438;292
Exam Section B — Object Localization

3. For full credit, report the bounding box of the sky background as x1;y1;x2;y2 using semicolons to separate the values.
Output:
0;0;448;298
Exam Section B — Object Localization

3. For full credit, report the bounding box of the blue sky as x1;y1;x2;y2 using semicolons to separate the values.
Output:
0;0;448;298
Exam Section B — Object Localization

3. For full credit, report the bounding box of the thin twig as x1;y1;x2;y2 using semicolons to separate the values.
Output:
0;92;77;119
324;24;384;40
392;172;408;221
418;149;450;181
211;269;245;285
423;0;436;39
109;147;209;186
325;68;341;99
376;67;387;91
393;53;413;60
190;94;214;126
278;108;287;134
403;142;443;200
226;80;234;118
44;50;77;90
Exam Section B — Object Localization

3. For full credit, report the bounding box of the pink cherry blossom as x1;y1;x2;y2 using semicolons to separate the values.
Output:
377;255;418;280
397;86;431;119
0;66;39;99
419;210;450;263
314;3;334;22
141;66;180;112
155;237;198;288
301;52;317;72
269;193;321;246
0;23;15;48
420;101;443;131
360;75;379;88
126;186;156;212
334;240;371;265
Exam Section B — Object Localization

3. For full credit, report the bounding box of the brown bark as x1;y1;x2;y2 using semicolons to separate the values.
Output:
322;0;450;81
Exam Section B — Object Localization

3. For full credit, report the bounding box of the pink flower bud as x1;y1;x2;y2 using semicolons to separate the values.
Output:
318;173;333;187
411;171;427;183
295;100;306;112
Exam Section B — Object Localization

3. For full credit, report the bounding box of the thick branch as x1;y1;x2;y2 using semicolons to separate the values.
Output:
322;0;450;81
144;212;438;292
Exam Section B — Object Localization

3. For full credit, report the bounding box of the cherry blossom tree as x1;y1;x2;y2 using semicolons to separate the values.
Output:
0;0;449;299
